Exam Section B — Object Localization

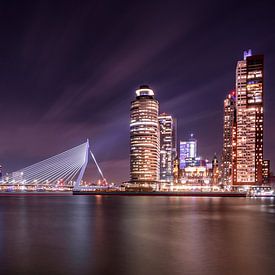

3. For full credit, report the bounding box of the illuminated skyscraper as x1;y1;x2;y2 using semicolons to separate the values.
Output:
236;50;264;185
130;85;160;185
180;134;197;169
221;90;237;185
158;113;175;182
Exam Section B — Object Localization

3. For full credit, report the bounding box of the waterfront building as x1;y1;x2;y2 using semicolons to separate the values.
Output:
221;90;237;185
182;166;207;182
262;160;270;184
173;156;181;184
158;113;174;183
184;156;202;168
179;135;212;185
129;85;160;185
235;50;264;185
172;118;178;169
212;154;220;185
180;134;197;169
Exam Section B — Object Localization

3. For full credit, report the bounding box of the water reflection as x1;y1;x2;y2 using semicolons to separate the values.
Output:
0;196;275;275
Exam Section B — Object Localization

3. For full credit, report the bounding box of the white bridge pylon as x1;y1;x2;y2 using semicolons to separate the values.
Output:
6;139;106;188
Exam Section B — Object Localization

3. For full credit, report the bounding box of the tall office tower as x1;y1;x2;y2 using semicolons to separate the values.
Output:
236;50;264;185
130;85;160;185
158;113;174;182
180;134;197;169
221;90;237;185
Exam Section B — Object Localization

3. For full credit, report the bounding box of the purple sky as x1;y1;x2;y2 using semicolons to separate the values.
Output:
0;0;275;183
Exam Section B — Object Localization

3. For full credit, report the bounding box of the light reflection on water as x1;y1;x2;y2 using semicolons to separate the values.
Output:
0;196;275;275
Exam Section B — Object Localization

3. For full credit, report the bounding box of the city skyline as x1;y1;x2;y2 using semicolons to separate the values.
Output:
1;2;275;275
0;1;275;183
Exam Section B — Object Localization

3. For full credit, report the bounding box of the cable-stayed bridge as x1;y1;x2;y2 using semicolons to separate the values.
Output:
1;139;107;191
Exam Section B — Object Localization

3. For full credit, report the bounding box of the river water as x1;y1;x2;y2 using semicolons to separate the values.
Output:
0;195;274;275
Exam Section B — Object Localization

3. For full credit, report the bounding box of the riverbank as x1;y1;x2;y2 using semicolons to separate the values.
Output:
0;191;72;196
72;190;248;197
0;191;274;197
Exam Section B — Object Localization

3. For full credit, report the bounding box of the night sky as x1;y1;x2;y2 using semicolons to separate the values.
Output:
0;0;274;183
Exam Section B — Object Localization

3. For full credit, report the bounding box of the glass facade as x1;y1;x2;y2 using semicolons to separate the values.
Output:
130;85;160;184
221;90;237;185
180;134;197;169
158;113;174;182
236;51;264;185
